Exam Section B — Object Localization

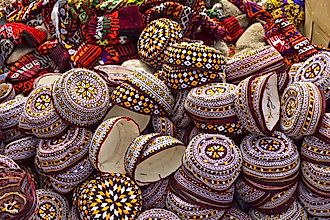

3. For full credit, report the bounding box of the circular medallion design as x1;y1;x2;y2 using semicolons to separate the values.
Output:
52;68;110;126
205;144;228;160
74;173;142;220
183;133;242;191
295;52;330;99
35;189;69;220
20;85;69;138
241;131;300;182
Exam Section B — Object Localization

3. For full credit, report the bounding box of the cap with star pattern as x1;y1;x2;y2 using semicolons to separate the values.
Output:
73;173;142;220
52;68;110;127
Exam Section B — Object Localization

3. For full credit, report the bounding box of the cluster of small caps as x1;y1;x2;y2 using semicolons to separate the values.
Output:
1;0;330;219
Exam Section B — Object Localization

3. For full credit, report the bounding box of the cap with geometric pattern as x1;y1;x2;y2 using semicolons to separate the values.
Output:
280;82;325;139
138;18;183;68
52;68;110;126
73;173;142;220
35;189;70;220
183;133;242;191
19;85;69;138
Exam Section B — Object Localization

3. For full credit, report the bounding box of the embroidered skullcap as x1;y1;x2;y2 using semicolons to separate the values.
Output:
301;161;330;197
301;135;330;165
240;131;300;188
126;69;174;115
138;18;183;68
141;178;169;210
35;189;69;220
185;82;245;138
165;190;225;220
183;133;242;191
165;42;225;71
4;136;39;162
52;68;110;126
294;52;330;99
136;209;180;220
225;46;285;83
185;83;237;121
235;72;280;135
49;157;94;194
162;64;225;91
19;85;68;138
249;200;308;220
0;96;26;130
124;133;185;186
73;173;142;220
0;83;15;103
162;42;226;90
221;208;251;220
0;155;38;219
109;69;174;130
170;166;234;209
299;182;330;218
280;82;325;139
89;116;140;173
36;127;92;174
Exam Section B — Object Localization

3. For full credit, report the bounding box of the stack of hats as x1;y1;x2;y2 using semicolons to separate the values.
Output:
298;119;330;218
2;0;330;218
184;82;245;141
235;72;281;136
162;41;226;90
168;133;242;217
36;126;94;194
237;131;300;214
